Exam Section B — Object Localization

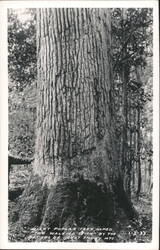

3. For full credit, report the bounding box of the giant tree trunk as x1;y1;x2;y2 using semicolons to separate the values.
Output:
35;8;117;185
15;9;137;240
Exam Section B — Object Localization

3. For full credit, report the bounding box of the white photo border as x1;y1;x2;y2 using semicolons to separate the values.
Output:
0;1;159;249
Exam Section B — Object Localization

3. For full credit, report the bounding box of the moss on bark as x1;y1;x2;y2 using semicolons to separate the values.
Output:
41;177;114;229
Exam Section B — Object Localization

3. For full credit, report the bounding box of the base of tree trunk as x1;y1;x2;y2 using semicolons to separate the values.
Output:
10;172;138;242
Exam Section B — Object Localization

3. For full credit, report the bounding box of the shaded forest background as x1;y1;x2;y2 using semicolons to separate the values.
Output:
8;8;153;242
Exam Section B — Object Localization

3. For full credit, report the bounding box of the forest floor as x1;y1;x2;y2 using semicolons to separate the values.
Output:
8;165;152;243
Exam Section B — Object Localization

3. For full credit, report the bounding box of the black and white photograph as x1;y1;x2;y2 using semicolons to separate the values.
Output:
0;1;159;249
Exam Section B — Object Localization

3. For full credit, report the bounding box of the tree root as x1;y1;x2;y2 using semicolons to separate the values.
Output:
10;174;138;241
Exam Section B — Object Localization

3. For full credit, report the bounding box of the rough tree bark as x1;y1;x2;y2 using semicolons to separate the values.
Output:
15;9;137;238
34;8;117;185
